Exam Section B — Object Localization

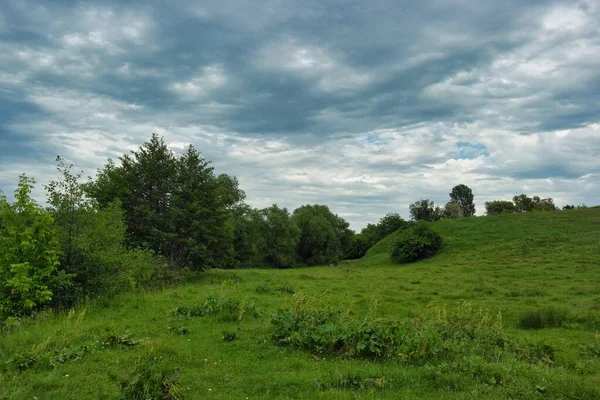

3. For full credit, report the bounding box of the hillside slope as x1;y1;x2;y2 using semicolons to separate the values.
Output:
364;207;600;266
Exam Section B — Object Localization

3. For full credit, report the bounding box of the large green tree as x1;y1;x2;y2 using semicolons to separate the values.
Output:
292;204;352;266
86;134;233;270
449;184;476;217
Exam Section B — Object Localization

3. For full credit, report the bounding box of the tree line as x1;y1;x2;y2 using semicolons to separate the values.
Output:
0;134;588;321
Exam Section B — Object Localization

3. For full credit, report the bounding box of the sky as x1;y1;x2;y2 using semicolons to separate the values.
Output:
0;0;599;230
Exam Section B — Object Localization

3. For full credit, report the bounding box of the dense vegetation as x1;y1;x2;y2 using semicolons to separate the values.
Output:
1;208;598;399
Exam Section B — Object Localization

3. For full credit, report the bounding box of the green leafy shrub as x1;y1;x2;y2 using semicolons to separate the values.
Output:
0;175;68;320
120;355;182;400
518;307;567;329
390;223;443;263
45;160;165;306
271;295;505;363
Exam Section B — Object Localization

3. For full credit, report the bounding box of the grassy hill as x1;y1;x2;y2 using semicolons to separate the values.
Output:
1;209;599;399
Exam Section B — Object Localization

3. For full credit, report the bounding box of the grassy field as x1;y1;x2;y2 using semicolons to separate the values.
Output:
1;208;599;399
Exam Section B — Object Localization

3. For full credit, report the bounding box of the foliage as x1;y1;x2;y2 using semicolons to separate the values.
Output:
449;184;476;217
271;296;505;363
513;194;558;213
292;204;352;266
0;175;66;320
518;307;567;330
259;205;301;268
374;213;407;240
46;159;164;304
345;233;373;259
485;200;516;215
174;293;259;322
390;222;443;263
120;354;183;400
443;202;463;219
409;199;443;222
86;134;233;270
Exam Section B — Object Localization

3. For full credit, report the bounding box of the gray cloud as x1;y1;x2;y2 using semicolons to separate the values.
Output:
1;0;599;229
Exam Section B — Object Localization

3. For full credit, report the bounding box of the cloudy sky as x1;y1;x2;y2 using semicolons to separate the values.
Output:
1;0;599;229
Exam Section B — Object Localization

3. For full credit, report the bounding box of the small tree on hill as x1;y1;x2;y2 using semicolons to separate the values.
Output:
449;184;475;217
485;200;516;215
409;199;442;222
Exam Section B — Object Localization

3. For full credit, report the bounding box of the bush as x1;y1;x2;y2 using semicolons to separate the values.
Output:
518;307;567;329
120;355;182;400
390;223;443;263
0;175;69;320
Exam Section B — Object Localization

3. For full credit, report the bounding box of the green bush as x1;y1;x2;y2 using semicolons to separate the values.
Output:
390;223;443;263
120;355;182;400
0;175;69;320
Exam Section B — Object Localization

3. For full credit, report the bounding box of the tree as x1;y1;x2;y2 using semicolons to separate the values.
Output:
46;158;162;303
443;202;463;219
345;233;372;259
513;194;557;213
86;135;234;270
375;213;407;240
485;200;516;216
409;199;442;222
292;204;352;266
512;194;534;213
260;205;300;268
0;175;67;319
449;184;476;217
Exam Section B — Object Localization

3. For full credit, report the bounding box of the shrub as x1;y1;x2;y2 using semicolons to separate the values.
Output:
271;295;505;363
518;307;567;329
390;223;443;263
120;355;182;400
0;175;69;320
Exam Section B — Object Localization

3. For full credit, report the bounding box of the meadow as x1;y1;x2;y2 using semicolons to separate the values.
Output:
1;208;599;399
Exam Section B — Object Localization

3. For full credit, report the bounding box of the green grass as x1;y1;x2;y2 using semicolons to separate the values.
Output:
1;208;600;399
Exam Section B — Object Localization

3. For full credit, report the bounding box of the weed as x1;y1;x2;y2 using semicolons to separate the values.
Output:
255;283;271;293
104;332;140;348
175;294;259;322
120;355;182;400
221;329;239;342
278;284;295;294
514;342;555;366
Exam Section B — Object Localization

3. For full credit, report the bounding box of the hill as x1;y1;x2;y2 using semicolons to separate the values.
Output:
365;207;600;267
1;208;599;399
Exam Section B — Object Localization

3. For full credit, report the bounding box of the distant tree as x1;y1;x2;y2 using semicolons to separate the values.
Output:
292;204;352;266
513;194;557;213
562;205;575;210
513;194;535;213
485;200;516;216
231;205;264;266
345;233;372;259
409;199;442;222
449;184;476;217
260;205;300;268
443;202;463;219
376;213;407;239
531;196;557;212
